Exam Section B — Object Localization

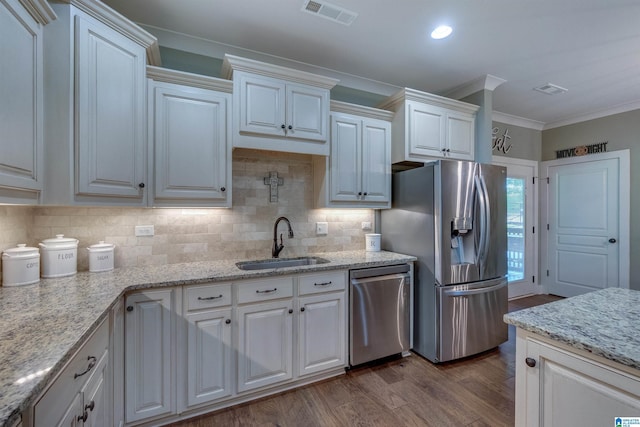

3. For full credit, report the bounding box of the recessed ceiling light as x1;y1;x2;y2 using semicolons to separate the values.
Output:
431;25;452;39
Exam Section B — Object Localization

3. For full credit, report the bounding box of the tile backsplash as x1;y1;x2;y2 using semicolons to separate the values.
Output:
0;149;374;272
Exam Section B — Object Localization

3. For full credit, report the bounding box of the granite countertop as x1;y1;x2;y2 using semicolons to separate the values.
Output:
504;288;640;371
0;250;415;426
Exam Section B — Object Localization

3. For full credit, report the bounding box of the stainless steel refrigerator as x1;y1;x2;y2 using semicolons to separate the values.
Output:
380;160;508;363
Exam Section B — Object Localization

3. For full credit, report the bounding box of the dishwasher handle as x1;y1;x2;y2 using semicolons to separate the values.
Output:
443;280;507;297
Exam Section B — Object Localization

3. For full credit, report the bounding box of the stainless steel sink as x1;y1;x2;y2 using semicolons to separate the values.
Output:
236;256;330;271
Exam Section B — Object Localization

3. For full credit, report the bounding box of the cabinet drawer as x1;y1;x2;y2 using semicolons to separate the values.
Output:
299;271;346;296
237;277;294;304
185;282;232;312
34;318;108;425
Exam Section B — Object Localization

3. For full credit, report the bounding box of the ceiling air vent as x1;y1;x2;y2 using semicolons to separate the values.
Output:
302;0;358;26
533;83;568;95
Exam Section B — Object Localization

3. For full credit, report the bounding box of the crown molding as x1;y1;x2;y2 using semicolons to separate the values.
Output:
330;100;394;121
492;111;544;130
444;74;507;100
147;66;232;93
543;99;640;130
377;87;479;114
138;24;400;96
221;54;339;89
18;0;56;24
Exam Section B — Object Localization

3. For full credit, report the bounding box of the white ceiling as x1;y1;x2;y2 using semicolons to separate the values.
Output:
101;0;640;129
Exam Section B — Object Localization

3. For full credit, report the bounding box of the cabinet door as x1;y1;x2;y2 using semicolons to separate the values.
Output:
329;114;360;202
407;101;445;158
184;308;233;408
237;72;286;137
286;83;328;141
0;0;43;195
361;119;391;204
446;111;474;160
298;292;346;377
124;289;176;423
520;338;640;427
237;300;293;393
56;392;83;427
152;82;230;205
75;14;146;198
82;352;108;427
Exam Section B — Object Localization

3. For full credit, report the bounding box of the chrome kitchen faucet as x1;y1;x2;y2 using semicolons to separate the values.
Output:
272;216;294;258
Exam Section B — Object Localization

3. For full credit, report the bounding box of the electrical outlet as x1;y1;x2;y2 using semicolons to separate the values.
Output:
316;222;328;235
361;221;372;231
135;225;154;237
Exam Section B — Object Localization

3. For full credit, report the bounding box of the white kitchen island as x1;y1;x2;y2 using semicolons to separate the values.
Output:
504;288;640;427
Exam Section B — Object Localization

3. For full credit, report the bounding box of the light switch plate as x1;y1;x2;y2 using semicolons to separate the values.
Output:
361;221;372;230
135;225;154;237
316;222;328;235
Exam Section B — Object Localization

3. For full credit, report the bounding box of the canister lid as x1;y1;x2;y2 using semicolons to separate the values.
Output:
39;234;79;249
2;244;40;258
87;241;115;252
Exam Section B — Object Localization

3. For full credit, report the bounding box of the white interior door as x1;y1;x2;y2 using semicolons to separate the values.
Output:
541;151;630;297
493;156;539;299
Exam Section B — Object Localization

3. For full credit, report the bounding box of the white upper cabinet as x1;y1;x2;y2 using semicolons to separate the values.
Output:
378;88;478;163
0;0;55;204
43;0;160;206
314;102;392;209
147;67;232;207
222;54;338;156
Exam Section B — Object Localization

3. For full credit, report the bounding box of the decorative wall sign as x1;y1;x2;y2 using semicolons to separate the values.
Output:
492;127;512;154
555;141;608;159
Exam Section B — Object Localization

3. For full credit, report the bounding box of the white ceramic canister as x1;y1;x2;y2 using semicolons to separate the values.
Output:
39;234;79;278
365;233;381;252
87;241;115;272
2;244;40;286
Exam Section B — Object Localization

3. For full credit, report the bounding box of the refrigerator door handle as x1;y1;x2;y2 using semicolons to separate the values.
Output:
443;280;507;297
479;175;491;266
474;175;488;265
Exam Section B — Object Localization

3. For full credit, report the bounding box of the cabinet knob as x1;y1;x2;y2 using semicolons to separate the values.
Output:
441;148;446;152
220;187;226;192
609;238;617;243
358;192;362;196
281;124;286;129
85;400;95;412
138;182;145;188
363;192;368;196
446;148;451;152
288;309;293;314
78;412;88;423
288;125;293;130
126;306;133;312
300;307;305;312
525;357;537;367
225;319;231;325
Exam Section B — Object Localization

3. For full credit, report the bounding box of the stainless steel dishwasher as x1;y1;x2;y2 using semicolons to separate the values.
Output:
349;264;411;366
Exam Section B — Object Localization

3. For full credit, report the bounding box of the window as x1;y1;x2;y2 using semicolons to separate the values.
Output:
507;177;525;282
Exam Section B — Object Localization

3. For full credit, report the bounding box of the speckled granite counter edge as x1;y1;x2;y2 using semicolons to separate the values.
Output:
504;288;640;371
0;250;416;427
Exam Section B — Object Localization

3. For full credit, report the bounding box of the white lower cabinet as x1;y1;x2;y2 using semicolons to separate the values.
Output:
32;319;109;427
182;283;233;410
124;288;178;424
121;271;347;425
237;299;294;392
298;273;347;376
515;329;640;427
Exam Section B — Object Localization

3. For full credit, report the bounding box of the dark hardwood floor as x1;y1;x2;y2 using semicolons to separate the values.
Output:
169;294;563;427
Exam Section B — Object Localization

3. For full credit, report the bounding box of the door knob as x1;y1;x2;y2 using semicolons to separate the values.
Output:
609;238;617;243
